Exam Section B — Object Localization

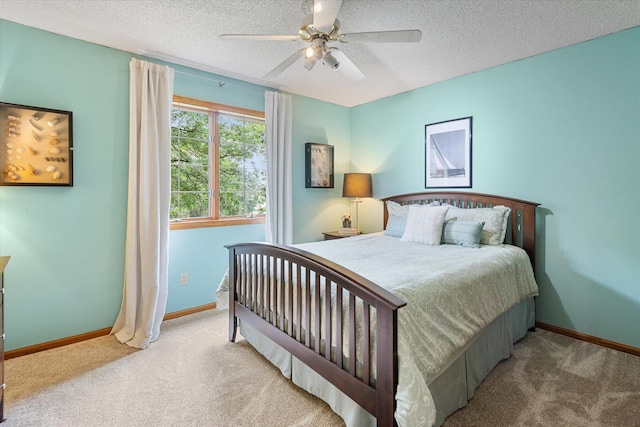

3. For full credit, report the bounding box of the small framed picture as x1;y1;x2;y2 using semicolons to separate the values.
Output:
305;142;334;188
425;116;472;188
1;102;73;186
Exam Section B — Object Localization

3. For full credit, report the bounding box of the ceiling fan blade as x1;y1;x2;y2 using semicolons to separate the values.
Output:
219;34;300;41
331;49;365;81
264;48;306;79
340;29;422;43
313;0;343;32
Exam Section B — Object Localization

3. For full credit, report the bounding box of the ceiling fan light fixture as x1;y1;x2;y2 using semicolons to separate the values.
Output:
304;57;316;71
323;52;340;70
306;38;325;60
305;46;315;58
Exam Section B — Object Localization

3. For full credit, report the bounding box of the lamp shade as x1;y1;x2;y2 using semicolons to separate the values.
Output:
342;173;372;198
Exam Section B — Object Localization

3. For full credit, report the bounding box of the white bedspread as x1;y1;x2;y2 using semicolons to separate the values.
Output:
217;233;539;426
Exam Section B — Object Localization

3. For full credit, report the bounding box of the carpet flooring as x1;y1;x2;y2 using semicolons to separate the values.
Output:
4;309;639;426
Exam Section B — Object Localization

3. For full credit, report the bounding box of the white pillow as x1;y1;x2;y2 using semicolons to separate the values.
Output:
385;201;441;238
386;200;411;218
444;205;511;245
400;205;449;245
386;200;440;217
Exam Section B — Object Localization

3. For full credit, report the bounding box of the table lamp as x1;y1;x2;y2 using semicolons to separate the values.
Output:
342;173;372;233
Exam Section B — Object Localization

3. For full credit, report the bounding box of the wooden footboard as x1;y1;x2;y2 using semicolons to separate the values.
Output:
226;191;539;426
226;242;406;426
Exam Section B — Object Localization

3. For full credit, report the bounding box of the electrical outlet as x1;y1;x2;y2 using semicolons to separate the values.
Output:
180;273;189;286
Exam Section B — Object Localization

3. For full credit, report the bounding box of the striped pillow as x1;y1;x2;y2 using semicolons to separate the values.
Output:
441;220;484;248
400;205;449;245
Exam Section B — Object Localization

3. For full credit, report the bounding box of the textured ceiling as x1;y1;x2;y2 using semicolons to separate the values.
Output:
1;0;640;107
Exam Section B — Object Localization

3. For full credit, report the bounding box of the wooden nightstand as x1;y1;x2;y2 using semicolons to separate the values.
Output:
323;231;360;240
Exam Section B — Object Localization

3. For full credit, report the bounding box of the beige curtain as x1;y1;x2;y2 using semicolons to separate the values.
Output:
264;91;293;245
111;58;175;349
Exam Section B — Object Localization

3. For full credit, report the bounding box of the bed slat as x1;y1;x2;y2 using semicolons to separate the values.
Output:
314;273;321;353
349;293;356;376
324;279;331;360
305;268;311;347
336;284;343;369
363;303;371;386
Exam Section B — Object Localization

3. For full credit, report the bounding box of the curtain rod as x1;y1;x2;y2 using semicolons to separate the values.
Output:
174;69;273;93
138;52;274;93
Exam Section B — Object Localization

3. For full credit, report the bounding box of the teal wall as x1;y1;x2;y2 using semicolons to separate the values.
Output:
1;19;638;351
1;21;131;350
0;20;349;351
292;96;352;243
351;27;640;348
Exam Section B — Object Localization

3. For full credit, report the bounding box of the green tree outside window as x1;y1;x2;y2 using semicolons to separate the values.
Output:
170;106;266;220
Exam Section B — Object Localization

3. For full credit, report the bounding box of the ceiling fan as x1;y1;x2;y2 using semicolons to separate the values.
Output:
219;0;422;81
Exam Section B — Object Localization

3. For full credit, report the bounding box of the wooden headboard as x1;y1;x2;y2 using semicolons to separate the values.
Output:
380;192;540;268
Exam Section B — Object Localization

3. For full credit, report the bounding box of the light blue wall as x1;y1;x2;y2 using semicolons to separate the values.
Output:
1;20;132;350
350;27;640;348
0;20;347;351
292;96;352;243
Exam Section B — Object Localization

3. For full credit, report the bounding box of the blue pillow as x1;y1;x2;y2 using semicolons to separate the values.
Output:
384;214;407;238
441;220;484;248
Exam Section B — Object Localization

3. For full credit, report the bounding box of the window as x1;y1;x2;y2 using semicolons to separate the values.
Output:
170;95;266;229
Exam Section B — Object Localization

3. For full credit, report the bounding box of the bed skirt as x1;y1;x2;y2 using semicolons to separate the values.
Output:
238;297;535;426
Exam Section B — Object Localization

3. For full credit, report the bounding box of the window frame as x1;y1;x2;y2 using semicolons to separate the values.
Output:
170;95;266;230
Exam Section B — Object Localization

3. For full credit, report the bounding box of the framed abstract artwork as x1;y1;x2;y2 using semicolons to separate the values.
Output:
1;102;73;186
425;116;472;188
305;142;334;188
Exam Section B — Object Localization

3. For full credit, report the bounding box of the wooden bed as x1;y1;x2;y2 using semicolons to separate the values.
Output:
225;191;539;426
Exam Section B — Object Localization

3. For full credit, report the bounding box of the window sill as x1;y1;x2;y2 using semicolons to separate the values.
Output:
170;216;265;230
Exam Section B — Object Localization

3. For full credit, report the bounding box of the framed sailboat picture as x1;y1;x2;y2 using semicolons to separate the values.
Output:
425;117;472;188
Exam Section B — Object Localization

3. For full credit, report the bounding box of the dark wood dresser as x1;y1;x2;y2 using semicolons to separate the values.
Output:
0;256;8;423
